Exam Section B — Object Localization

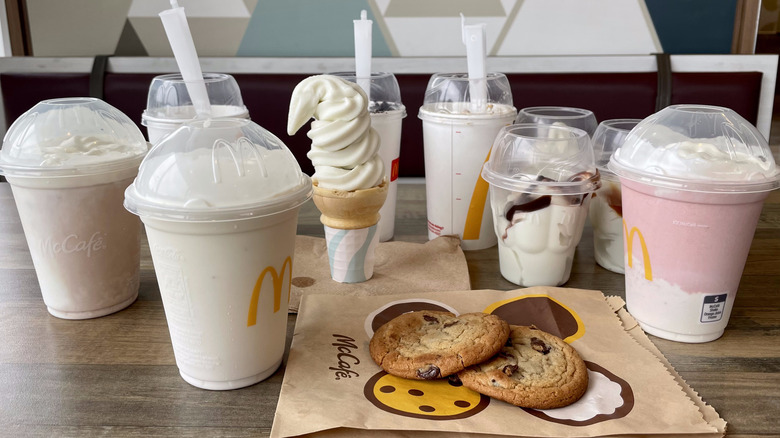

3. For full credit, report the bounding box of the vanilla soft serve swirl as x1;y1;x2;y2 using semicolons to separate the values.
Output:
287;75;385;191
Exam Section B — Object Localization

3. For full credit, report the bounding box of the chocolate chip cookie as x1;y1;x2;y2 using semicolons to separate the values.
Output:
369;311;510;380
457;325;588;409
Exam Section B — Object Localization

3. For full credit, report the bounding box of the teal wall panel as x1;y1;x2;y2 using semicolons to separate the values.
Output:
645;0;737;54
237;0;392;57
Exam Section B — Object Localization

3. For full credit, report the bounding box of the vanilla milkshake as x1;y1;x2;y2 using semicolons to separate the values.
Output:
0;98;148;319
125;118;312;389
419;72;517;250
609;105;779;342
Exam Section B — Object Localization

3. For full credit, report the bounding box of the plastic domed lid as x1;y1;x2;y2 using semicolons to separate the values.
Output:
327;71;406;114
482;124;600;195
515;106;599;137
420;72;515;116
609;105;779;193
124;118;312;222
0;97;149;177
592;119;641;173
142;73;248;123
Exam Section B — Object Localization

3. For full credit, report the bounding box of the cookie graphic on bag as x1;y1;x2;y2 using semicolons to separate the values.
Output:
364;371;490;420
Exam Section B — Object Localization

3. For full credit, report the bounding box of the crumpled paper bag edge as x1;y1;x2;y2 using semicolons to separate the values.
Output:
606;295;727;437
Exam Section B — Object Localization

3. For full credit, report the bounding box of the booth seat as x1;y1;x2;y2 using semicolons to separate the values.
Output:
0;62;764;178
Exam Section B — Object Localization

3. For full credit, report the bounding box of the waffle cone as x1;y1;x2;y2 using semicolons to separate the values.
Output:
312;180;388;230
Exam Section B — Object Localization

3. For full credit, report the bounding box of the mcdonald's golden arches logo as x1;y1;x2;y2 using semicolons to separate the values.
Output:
247;256;292;326
623;221;652;281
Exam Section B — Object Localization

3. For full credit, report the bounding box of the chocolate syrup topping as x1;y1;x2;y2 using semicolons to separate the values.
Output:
504;196;552;221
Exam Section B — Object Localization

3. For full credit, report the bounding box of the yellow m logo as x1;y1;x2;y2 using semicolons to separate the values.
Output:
247;256;292;326
623;220;653;281
462;148;492;240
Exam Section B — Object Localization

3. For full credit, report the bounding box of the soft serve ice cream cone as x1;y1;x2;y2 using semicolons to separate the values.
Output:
288;75;387;283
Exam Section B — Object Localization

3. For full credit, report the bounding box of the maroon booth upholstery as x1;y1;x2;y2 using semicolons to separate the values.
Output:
1;70;763;178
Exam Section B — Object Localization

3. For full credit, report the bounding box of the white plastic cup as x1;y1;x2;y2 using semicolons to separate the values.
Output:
482;124;600;286
588;119;641;274
125;118;312;389
142;73;249;145
0;98;148;319
609;105;780;343
140;207;300;389
371;110;404;241
419;72;516;251
328;72;406;242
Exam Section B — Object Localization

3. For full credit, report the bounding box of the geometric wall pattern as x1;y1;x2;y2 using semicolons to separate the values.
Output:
25;0;739;57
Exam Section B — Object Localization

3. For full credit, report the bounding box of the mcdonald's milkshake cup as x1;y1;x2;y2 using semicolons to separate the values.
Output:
124;118;312;389
419;73;516;250
609;105;779;343
0;98;148;319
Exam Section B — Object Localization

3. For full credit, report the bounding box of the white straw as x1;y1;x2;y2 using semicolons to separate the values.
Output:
354;9;372;101
159;3;211;117
461;13;487;113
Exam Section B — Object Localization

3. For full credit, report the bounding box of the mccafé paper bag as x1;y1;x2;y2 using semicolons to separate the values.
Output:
271;287;725;438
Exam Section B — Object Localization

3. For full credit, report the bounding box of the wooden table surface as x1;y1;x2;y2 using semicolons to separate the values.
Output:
1;181;778;437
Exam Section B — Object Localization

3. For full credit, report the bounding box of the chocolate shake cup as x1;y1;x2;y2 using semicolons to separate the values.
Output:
0;98;149;319
125;118;312;389
589;119;641;274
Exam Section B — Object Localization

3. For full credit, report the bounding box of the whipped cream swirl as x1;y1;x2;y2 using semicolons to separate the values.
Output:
287;75;385;191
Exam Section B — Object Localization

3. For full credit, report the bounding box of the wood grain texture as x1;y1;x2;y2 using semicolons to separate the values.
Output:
1;169;778;437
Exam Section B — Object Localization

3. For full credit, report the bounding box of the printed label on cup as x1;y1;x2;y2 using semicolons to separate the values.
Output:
700;294;727;323
41;232;107;258
391;157;400;182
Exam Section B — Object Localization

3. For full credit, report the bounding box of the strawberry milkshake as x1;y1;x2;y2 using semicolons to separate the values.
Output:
609;105;779;343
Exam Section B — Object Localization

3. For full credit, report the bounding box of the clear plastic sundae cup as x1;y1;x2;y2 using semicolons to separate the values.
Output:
609;104;779;343
124;117;312;389
482;124;601;286
589;119;641;274
515;106;598;137
0;97;149;319
141;73;249;144
328;71;406;242
419;72;517;250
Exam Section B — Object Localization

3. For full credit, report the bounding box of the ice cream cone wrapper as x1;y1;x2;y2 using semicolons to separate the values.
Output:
324;224;380;283
313;181;387;283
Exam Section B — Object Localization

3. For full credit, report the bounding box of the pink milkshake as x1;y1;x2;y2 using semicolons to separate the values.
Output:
609;105;779;343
